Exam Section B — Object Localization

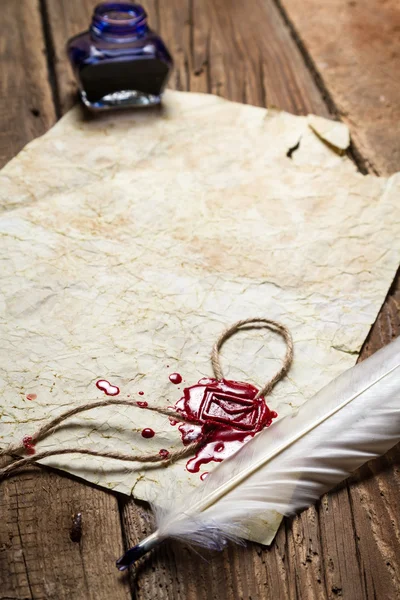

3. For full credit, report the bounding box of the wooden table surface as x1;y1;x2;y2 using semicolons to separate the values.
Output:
1;1;399;598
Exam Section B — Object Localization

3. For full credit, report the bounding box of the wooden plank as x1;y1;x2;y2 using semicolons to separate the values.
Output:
277;0;400;176
121;497;302;600
41;1;400;599
0;2;131;599
45;0;330;117
0;0;55;169
271;4;400;594
0;468;131;600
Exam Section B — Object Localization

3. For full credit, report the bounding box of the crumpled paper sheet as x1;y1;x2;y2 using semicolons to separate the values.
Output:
1;91;399;545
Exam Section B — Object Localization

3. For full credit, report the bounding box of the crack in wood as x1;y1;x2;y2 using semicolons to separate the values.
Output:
259;57;267;108
346;484;363;574
271;0;339;115
271;0;378;176
39;0;62;120
13;483;33;600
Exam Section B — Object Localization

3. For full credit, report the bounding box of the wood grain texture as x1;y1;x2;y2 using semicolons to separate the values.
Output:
0;468;131;600
45;0;330;117
0;0;55;169
278;0;400;176
0;2;131;599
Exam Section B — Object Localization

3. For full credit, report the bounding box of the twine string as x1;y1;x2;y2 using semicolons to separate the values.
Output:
0;400;197;458
0;318;293;479
211;318;293;399
0;442;200;479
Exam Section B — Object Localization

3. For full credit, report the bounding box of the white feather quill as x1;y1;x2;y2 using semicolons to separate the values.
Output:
117;336;400;569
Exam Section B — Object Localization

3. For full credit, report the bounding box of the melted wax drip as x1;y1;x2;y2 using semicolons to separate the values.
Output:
169;373;182;384
96;380;120;396
138;391;145;395
159;449;170;459
26;393;37;401
137;401;148;408
22;435;36;455
141;428;155;439
171;378;277;474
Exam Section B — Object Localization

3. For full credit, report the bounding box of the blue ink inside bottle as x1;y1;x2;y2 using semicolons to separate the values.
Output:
67;3;173;110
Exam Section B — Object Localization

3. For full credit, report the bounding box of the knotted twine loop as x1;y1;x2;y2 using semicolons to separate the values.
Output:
0;318;293;479
211;318;293;399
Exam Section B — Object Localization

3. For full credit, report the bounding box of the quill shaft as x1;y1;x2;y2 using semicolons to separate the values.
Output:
116;532;159;570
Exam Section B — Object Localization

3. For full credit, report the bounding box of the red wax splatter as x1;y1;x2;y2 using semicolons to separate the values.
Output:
26;393;37;401
22;435;36;455
169;373;182;384
159;449;170;459
96;380;120;396
141;428;155;439
200;472;209;481
137;401;148;408
171;378;277;473
138;391;144;396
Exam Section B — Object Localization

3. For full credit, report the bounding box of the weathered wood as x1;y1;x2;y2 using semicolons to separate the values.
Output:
278;0;400;176
0;468;131;600
0;0;55;169
45;0;330;117
121;496;292;599
0;2;131;598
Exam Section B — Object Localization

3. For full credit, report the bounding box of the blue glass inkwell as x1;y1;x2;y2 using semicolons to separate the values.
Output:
67;2;173;110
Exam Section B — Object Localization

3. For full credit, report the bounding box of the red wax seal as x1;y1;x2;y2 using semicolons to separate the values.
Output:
172;378;277;474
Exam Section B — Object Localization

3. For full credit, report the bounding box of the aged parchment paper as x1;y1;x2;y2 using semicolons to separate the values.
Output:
1;91;399;543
